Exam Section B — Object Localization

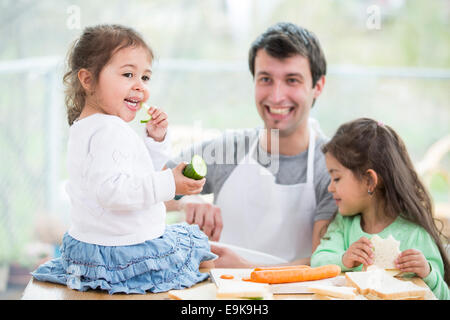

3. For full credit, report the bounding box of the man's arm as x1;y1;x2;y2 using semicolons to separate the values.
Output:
312;219;330;253
164;199;182;211
164;195;224;241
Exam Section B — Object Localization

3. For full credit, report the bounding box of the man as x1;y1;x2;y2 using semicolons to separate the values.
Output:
165;22;336;267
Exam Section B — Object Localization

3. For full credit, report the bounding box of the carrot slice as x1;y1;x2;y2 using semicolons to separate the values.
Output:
250;264;341;284
220;274;235;280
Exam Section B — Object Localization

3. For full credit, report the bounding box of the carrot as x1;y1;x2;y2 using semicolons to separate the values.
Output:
250;264;341;284
253;265;311;272
220;274;234;280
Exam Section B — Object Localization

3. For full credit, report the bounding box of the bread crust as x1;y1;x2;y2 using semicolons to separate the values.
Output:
345;272;427;300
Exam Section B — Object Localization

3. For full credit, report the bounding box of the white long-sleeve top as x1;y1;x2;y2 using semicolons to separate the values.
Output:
65;113;175;246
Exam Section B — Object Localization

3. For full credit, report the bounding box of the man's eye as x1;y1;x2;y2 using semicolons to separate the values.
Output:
123;73;133;78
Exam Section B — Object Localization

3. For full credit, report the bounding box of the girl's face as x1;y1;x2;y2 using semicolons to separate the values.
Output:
93;45;152;122
325;153;371;216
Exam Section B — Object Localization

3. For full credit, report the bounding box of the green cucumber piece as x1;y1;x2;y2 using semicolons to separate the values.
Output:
140;102;152;123
183;155;207;180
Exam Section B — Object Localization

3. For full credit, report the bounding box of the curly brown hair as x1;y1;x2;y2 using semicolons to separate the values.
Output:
63;24;153;125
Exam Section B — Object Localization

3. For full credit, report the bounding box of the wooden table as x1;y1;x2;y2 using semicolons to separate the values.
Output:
21;279;313;300
21;269;435;300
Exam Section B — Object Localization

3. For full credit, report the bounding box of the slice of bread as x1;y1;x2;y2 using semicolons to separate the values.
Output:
215;279;273;299
168;283;218;300
370;235;401;271
307;284;357;300
345;269;428;300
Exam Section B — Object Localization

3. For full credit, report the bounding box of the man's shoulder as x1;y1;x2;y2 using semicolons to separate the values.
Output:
312;134;331;177
314;133;329;150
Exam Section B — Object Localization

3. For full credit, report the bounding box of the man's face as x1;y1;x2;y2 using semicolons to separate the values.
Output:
254;49;323;137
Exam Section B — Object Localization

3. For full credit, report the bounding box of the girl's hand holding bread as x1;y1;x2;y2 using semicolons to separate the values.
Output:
342;237;374;269
395;249;430;278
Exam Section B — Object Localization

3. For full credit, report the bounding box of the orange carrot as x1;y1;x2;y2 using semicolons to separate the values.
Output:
220;274;234;280
250;264;341;284
253;265;311;272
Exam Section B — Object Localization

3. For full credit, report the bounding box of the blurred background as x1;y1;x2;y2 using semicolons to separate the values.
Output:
0;0;449;298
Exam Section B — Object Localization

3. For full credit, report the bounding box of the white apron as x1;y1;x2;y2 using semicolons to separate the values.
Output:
216;123;317;262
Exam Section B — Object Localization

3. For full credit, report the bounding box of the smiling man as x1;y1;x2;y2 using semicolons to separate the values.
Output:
165;22;337;266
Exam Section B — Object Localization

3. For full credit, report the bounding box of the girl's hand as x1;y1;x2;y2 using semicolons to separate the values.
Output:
395;249;430;278
172;162;206;195
145;106;168;142
342;236;374;269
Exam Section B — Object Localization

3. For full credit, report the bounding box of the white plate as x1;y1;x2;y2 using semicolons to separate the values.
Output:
209;241;288;265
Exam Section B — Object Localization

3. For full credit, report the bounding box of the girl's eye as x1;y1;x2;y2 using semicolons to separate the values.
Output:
142;75;150;81
123;73;133;78
333;178;340;183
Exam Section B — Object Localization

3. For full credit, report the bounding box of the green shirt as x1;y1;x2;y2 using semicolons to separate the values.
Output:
311;213;449;300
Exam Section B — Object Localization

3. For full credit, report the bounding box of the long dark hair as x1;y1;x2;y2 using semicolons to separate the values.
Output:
322;118;449;285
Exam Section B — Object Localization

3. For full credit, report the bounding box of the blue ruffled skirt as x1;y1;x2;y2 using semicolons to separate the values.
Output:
31;223;217;294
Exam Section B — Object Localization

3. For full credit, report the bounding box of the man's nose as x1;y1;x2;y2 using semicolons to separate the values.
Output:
269;81;286;104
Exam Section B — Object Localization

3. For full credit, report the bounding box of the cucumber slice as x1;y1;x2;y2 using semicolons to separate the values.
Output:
183;155;207;180
140;102;152;123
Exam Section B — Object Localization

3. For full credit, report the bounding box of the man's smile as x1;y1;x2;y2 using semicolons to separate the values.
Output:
264;105;296;121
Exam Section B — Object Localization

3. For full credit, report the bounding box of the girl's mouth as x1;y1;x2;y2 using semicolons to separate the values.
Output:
124;98;141;111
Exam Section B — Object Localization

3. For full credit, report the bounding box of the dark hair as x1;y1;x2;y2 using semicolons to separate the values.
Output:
248;22;327;87
322;118;449;285
63;24;154;126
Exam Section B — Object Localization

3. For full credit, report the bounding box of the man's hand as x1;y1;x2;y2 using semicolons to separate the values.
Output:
183;201;223;241
210;244;252;268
